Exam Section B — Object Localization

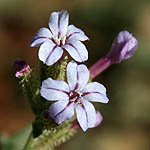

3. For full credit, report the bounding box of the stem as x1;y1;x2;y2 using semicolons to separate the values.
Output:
23;131;33;150
89;57;112;79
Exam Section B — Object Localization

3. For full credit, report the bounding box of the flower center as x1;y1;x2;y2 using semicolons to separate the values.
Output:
69;91;83;103
54;36;66;46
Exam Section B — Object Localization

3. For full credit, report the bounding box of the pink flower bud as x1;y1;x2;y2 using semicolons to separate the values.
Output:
89;31;138;79
107;30;138;63
14;59;31;77
94;111;103;127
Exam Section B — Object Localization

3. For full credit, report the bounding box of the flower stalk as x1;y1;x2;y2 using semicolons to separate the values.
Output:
89;57;112;79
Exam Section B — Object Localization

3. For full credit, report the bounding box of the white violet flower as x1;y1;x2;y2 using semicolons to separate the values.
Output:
40;61;109;131
30;10;89;66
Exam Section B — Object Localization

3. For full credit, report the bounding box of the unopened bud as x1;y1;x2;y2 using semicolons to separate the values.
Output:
14;59;31;77
94;111;103;127
107;30;138;63
89;31;138;79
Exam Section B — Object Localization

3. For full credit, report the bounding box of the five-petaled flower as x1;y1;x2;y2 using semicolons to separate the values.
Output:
40;61;109;131
30;10;89;66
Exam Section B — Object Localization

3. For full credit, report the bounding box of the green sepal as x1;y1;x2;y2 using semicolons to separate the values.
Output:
39;55;68;81
32;114;57;138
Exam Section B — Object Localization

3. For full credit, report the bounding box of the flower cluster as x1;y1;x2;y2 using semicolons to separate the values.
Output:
29;10;138;131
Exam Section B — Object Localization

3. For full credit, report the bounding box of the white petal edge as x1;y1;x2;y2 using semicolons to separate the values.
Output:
48;10;69;37
38;41;64;66
66;61;77;91
66;61;89;92
75;100;97;131
75;104;88;131
48;12;59;37
38;41;55;63
76;63;90;92
82;82;109;103
64;40;88;62
67;25;89;41
30;28;52;47
82;100;97;128
83;93;109;103
40;78;69;101
82;82;107;95
45;46;64;66
58;10;69;37
49;100;74;124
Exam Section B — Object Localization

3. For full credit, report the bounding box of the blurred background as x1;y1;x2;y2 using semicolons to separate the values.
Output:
0;0;149;150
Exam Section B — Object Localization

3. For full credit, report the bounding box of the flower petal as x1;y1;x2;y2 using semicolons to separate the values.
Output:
40;78;69;101
38;41;63;66
67;61;89;91
30;28;52;47
83;82;106;95
75;100;97;131
49;100;74;124
82;82;109;103
48;10;69;37
64;40;88;62
82;100;97;128
66;25;89;41
75;104;88;131
66;61;77;91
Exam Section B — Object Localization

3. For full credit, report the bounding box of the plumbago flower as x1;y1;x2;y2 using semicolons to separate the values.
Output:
30;10;89;66
40;61;109;131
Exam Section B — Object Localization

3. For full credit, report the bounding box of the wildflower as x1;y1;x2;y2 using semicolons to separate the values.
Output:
30;10;89;66
89;31;138;78
14;59;31;77
40;61;109;131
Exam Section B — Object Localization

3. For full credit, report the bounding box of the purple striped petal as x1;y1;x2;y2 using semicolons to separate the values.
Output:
48;10;69;37
82;82;109;103
40;78;69;101
38;41;63;66
67;61;89;91
66;61;77;91
66;25;89;41
75;104;88;131
49;100;74;124
75;100;97;131
63;40;88;62
30;28;52;47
